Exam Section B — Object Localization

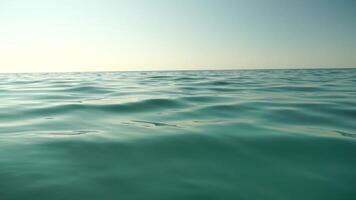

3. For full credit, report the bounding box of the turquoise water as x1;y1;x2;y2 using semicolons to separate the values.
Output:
1;69;356;199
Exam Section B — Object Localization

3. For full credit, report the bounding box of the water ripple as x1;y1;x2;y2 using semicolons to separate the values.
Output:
1;69;356;199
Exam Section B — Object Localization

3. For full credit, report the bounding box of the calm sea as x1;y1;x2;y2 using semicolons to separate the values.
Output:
1;69;356;199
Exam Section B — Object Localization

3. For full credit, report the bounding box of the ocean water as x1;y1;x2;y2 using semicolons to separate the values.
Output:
0;69;356;200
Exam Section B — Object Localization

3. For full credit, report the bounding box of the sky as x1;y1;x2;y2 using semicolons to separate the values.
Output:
0;0;355;72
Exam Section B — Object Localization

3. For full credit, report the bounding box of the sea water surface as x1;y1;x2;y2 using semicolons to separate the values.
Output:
0;69;356;200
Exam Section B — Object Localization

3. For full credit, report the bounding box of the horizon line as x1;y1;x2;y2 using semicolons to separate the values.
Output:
0;66;355;74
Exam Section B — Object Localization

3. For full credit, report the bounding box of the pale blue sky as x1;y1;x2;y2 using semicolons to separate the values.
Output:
0;0;355;72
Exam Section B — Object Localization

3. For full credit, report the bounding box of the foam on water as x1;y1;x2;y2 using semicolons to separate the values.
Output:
1;69;356;199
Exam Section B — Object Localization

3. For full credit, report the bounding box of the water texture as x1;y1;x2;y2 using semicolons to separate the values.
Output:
0;69;356;200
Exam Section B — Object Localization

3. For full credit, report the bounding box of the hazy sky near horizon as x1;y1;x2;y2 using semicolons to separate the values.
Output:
0;0;355;72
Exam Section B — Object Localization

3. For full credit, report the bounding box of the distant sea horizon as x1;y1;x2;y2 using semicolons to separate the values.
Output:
1;66;356;74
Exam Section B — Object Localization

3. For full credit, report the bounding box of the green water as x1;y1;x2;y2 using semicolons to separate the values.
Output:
1;69;356;199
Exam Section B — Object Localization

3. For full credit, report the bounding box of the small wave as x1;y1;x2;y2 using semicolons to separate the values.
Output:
131;120;178;127
180;96;233;103
336;130;356;138
147;75;172;79
23;98;188;116
44;130;98;136
262;85;327;92
60;86;113;94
